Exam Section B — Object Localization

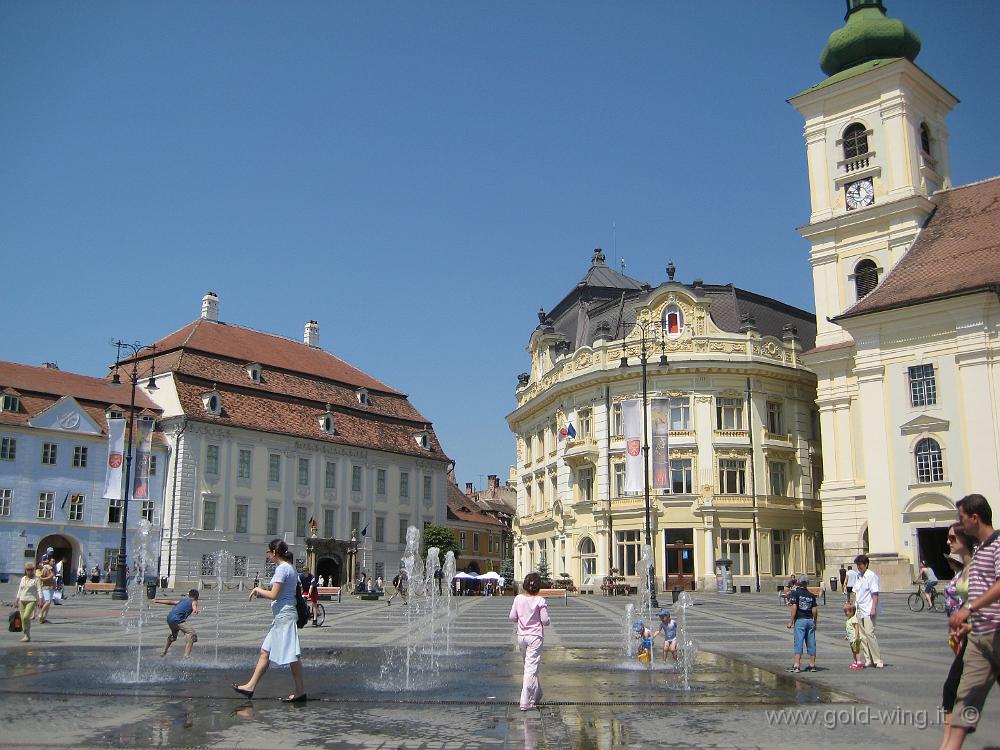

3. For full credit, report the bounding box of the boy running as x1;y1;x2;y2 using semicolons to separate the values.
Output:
156;589;200;657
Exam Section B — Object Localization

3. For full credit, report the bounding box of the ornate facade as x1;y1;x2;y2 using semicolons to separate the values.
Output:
508;252;822;592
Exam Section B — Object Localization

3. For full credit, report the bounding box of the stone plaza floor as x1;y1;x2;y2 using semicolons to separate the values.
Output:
0;584;998;749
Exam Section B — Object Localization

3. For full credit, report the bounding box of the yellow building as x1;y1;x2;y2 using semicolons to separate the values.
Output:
508;251;823;592
791;1;1000;589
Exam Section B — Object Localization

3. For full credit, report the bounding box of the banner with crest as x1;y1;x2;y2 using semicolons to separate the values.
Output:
622;399;644;493
103;418;126;499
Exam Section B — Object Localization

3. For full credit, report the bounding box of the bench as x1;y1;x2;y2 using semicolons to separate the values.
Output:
84;582;116;594
316;586;342;602
538;588;569;605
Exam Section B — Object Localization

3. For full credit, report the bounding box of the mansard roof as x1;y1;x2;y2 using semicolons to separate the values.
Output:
839;176;1000;319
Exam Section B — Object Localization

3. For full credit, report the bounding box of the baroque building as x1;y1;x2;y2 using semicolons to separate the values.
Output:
792;0;1000;589
508;250;822;592
124;293;451;588
0;361;166;581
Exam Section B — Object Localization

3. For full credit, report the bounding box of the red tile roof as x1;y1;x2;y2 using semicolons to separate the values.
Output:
0;360;160;411
839;176;1000;319
447;482;503;526
131;319;403;395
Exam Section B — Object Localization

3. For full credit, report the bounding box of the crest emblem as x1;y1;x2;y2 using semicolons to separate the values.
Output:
627;440;641;457
108;453;123;469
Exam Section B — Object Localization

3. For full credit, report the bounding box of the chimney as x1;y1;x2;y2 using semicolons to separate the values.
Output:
201;292;219;321
42;362;59;370
304;320;319;348
465;482;474;496
488;474;499;491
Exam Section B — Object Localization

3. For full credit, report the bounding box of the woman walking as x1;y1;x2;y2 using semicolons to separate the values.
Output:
14;562;43;643
509;572;550;711
232;539;307;702
938;522;976;749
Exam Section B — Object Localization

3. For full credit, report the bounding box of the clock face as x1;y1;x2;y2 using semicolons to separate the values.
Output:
846;178;875;210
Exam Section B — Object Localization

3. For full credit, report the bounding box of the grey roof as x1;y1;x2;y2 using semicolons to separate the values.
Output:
538;252;817;352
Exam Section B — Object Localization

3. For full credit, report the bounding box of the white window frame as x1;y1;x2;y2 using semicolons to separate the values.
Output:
0;436;15;461
908;364;937;407
41;442;57;465
669;397;690;431
1;394;20;412
206;445;220;475
73;445;88;468
671;458;693;494
719;458;746;494
716;398;744;430
69;493;85;521
237;448;252;480
108;497;123;525
37;491;54;520
0;488;11;516
769;461;788;497
141;499;154;523
766;401;784;435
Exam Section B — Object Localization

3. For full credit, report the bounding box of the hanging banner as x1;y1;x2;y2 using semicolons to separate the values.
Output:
650;398;671;491
622;399;644;493
132;419;154;499
103;418;126;499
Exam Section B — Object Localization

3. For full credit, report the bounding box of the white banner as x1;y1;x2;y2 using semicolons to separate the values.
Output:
623;399;644;493
104;418;126;500
132;420;154;499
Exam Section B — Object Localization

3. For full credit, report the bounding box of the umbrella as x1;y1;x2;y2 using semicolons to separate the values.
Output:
478;571;502;580
453;572;476;579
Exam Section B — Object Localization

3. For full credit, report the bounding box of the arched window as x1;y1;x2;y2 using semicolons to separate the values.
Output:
579;537;596;555
662;304;684;338
915;438;944;483
920;122;931;155
579;537;597;583
842;123;869;160
854;259;879;300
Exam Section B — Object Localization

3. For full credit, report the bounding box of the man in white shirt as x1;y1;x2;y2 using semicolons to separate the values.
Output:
853;554;884;668
845;565;859;599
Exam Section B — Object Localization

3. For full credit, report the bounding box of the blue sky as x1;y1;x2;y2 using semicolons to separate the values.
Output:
2;2;998;489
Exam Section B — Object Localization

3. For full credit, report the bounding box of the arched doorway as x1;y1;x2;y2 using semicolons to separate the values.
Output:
37;534;79;584
316;555;342;587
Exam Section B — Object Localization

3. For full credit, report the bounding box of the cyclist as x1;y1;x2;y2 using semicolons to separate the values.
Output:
918;560;939;609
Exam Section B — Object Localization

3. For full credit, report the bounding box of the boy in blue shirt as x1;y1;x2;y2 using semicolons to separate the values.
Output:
156;589;200;657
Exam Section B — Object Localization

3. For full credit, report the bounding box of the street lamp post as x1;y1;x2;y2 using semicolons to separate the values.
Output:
620;320;665;609
109;340;157;601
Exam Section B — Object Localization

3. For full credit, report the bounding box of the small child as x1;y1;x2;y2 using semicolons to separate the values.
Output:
509;572;551;711
656;609;679;662
633;620;653;664
156;589;200;657
844;603;863;670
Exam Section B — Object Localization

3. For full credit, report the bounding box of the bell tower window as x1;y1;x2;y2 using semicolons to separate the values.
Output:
842;123;869;160
919;123;931;155
853;259;879;300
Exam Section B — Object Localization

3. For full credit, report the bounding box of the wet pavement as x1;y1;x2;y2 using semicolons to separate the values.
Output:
1;587;998;748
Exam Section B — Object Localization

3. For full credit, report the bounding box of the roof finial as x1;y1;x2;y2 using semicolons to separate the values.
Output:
666;260;676;282
591;247;606;266
537;307;546;324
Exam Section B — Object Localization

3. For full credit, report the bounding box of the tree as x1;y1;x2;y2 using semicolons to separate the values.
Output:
421;525;461;567
536;555;551;585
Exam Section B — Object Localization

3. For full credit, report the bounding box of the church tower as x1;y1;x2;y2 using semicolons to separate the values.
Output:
791;1;958;586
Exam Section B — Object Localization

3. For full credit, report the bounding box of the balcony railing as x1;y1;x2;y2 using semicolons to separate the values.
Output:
839;151;874;174
713;429;749;440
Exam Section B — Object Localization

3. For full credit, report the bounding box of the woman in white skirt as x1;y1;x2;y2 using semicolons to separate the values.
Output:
232;538;307;702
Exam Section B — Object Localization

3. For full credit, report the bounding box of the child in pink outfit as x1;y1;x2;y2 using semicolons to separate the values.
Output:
509;572;551;711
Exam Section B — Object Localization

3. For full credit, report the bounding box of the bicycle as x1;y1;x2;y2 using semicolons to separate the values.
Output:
907;581;942;612
311;602;325;627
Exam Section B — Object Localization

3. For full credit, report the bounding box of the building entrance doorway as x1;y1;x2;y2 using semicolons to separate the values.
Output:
316;555;342;586
917;527;950;580
664;528;695;591
37;534;76;584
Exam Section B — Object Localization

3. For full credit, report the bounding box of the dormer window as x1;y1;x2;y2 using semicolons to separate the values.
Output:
415;431;431;450
245;363;262;384
106;407;125;421
319;407;335;434
202;390;222;416
1;394;21;413
662;304;684;338
356;388;370;406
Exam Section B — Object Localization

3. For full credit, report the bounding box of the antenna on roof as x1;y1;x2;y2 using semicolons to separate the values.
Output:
620;258;626;274
612;221;617;269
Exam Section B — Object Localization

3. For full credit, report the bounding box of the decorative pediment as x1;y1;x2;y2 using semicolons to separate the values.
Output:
29;396;102;435
899;415;950;436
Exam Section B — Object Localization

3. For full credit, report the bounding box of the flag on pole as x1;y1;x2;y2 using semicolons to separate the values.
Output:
132;419;154;499
558;426;568;441
361;525;368;537
623;400;644;492
566;423;577;439
103;418;126;499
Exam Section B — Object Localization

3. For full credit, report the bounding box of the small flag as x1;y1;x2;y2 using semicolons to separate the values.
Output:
558;426;568;441
566;423;577;439
361;525;368;537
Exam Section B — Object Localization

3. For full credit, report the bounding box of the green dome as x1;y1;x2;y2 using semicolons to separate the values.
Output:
819;0;921;77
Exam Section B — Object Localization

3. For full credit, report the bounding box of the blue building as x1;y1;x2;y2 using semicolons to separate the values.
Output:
0;360;166;582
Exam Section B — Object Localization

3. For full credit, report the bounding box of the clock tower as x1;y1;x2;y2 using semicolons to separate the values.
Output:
791;1;958;586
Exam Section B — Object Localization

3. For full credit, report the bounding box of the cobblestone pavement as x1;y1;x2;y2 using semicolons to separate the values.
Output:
0;584;997;749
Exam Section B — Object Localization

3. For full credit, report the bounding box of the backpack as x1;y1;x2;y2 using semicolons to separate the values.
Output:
295;581;309;629
392;575;400;589
8;610;22;633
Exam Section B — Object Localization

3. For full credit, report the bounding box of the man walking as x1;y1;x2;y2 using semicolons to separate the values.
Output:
853;554;883;669
845;565;858;601
944;494;1000;749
